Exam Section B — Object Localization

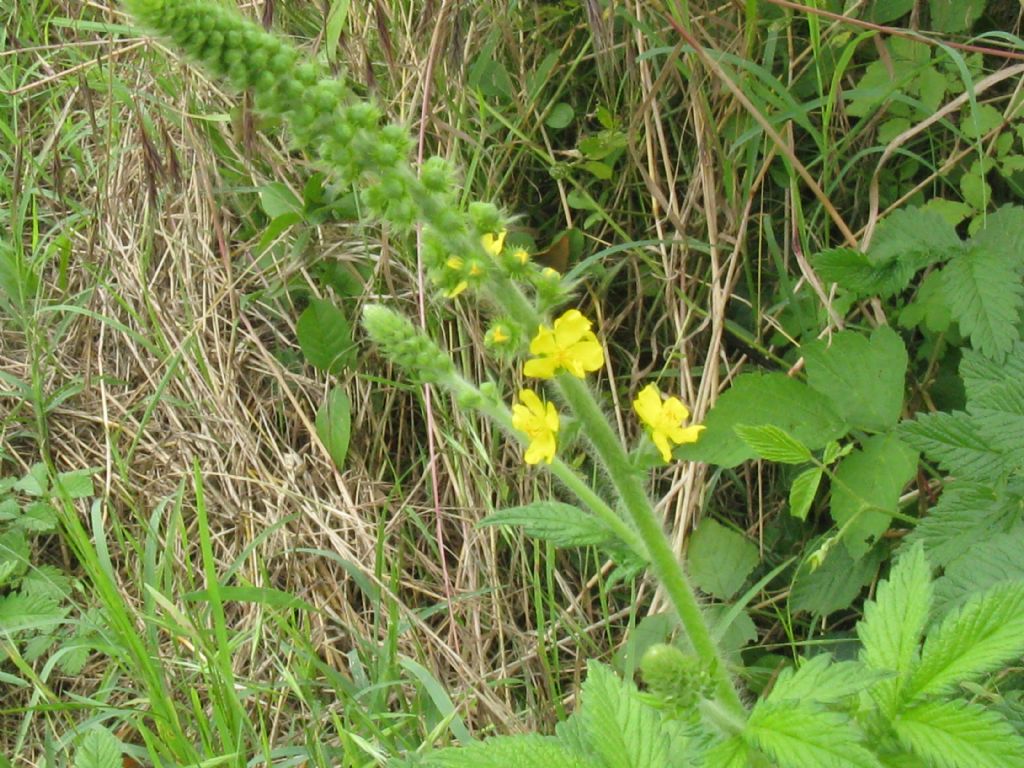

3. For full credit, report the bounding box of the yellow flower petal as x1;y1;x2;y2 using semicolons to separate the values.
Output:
481;230;507;256
446;256;464;270
512;389;559;464
633;384;703;463
523;356;558;379
445;280;468;298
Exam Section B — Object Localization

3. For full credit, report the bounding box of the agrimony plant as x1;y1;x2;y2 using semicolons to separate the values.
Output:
121;2;1024;766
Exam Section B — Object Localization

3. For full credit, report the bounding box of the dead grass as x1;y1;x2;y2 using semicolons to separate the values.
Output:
0;0;814;760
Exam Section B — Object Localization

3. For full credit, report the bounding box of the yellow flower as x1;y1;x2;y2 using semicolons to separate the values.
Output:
633;384;704;463
512;389;559;464
481;230;507;257
523;309;605;379
511;247;530;265
445;280;468;298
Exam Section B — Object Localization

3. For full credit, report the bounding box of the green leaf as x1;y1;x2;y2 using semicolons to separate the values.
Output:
53;468;95;499
315;385;351;469
941;245;1023;361
767;655;885;704
545;102;575;129
933;528;1024;615
677;373;847;468
745;700;881;768
0;591;67;633
702;737;750;768
421;735;595;768
734;424;812;464
687;519;759;600
580;661;669;768
907;580;1024;701
857;543;932;710
813;247;915;299
899;411;1012;482
788;468;822;520
893;700;1024;768
830;434;917;559
929;0;987;32
296;298;357;375
904;482;1012;568
74;726;123;768
479;502;614;547
0;529;29;587
970;205;1024;259
868;207;962;268
803;326;908;432
791;541;883;616
258;181;303;219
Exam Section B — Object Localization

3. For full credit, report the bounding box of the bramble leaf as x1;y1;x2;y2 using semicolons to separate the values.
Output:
687;519;759;600
803;326;908;432
830;434;917;559
678;373;846;468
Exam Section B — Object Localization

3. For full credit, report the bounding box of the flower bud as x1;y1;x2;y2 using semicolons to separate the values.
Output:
361;305;455;384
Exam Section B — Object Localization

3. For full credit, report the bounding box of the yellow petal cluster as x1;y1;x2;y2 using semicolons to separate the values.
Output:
512;389;559;464
523;309;605;379
633;384;704;463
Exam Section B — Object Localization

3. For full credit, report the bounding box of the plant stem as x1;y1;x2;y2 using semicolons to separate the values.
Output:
486;276;747;717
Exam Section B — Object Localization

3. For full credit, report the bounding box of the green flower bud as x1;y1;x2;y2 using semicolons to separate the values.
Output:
362;305;455;384
640;644;703;706
468;202;501;234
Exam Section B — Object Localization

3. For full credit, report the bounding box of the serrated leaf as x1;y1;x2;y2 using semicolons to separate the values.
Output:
907;580;1024;701
791;541;884;616
54;469;95;499
933;528;1024;615
813;247;915;299
767;655;886;704
831;434;917;559
0;529;30;586
960;343;1024;403
899;411;1012;482
421;735;594;768
687;519;759;600
904;481;1011;568
677;373;847;468
74;726;123;768
0;591;67;633
14;463;49;496
857;543;932;711
479;502;614;547
702;737;750;768
296;298;356;375
315;385;351;470
258;182;302;219
789;468;822;520
745;700;881;767
580;661;669;768
893;700;1024;768
969;205;1024;259
941;245;1023;361
868;207;962;268
734;424;812;464
803;327;908;432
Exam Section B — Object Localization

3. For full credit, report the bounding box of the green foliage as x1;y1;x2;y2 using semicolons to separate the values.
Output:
687;519;759;600
315;384;352;469
479;502;617;548
0;464;103;676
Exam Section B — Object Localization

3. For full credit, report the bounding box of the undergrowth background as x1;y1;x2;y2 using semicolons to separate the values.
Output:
1;0;1022;764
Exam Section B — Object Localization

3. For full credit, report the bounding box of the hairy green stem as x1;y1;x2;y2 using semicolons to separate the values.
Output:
486;276;746;717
